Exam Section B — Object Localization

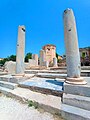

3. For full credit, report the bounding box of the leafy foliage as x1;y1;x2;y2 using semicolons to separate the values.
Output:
0;55;16;66
28;100;38;109
82;52;85;59
0;58;8;66
0;52;33;65
56;53;59;59
8;55;16;61
25;53;32;62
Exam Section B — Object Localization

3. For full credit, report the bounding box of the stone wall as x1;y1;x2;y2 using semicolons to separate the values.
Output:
4;60;37;74
28;59;37;66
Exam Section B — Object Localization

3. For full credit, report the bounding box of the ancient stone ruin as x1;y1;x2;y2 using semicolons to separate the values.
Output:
0;8;90;120
16;25;25;74
63;8;87;85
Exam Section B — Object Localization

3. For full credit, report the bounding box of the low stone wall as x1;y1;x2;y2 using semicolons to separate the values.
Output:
4;61;16;74
28;59;37;66
4;61;38;74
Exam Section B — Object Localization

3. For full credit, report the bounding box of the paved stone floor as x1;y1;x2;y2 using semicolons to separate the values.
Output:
0;94;64;120
19;77;64;92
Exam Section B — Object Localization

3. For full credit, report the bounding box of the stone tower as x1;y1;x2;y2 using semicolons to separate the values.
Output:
42;44;56;63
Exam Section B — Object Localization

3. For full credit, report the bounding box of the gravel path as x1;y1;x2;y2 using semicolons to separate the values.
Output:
0;95;63;120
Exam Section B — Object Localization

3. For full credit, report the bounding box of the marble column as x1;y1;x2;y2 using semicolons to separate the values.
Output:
53;58;58;67
16;25;25;74
39;50;45;66
63;9;86;85
32;54;38;66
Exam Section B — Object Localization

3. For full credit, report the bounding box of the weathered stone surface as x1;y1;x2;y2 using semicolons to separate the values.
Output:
32;54;38;66
4;61;16;74
61;104;90;120
16;25;25;74
28;59;37;67
42;44;56;64
19;78;64;97
63;93;90;111
63;9;80;78
63;9;86;84
4;61;39;73
0;81;18;90
39;50;46;66
64;77;90;97
0;86;61;115
53;58;58;67
44;61;49;68
37;73;66;79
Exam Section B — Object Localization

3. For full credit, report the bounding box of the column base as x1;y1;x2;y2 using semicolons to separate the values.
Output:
65;77;87;85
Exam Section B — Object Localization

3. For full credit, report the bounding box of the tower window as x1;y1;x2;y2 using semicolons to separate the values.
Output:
47;48;50;51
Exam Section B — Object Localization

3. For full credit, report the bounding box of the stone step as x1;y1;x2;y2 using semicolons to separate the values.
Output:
0;86;12;94
64;78;90;97
0;74;35;84
0;86;61;115
81;70;90;77
61;104;90;120
25;69;67;74
37;73;66;79
81;66;90;70
0;81;18;90
19;80;64;97
0;72;7;75
63;93;90;111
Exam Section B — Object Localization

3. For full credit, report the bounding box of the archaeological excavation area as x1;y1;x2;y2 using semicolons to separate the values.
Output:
0;9;90;120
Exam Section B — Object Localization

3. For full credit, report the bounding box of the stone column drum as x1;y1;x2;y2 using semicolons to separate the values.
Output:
32;54;38;66
53;58;58;67
39;50;46;66
63;9;86;84
16;25;25;74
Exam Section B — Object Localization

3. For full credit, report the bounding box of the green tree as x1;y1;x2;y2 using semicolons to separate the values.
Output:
8;55;16;61
56;53;59;59
82;52;85;59
0;53;32;66
0;55;16;66
0;58;8;66
25;53;32;62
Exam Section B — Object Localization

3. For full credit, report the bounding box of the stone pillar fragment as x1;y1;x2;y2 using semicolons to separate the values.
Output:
44;61;49;68
53;58;58;67
39;50;46;66
63;9;86;84
16;25;25;74
32;54;38;66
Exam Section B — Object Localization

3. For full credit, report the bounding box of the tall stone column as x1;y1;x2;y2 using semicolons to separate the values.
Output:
16;25;25;74
53;58;58;67
39;50;46;66
63;9;86;84
32;54;38;66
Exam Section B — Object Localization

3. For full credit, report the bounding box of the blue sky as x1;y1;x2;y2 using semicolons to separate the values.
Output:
0;0;90;58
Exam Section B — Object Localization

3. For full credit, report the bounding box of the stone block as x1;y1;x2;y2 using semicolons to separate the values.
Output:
63;93;90;111
61;104;90;120
0;81;18;90
4;61;16;74
28;59;37;66
64;81;90;97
